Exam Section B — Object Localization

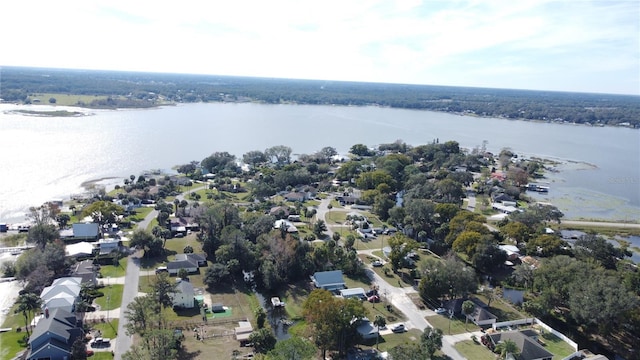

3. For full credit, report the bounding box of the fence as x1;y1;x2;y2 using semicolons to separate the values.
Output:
492;317;578;351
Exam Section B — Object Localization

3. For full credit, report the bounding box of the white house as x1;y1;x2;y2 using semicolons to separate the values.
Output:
171;279;195;309
40;277;82;313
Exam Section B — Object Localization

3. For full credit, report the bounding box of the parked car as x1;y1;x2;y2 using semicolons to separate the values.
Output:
391;324;406;333
372;260;383;267
368;295;380;303
435;307;447;315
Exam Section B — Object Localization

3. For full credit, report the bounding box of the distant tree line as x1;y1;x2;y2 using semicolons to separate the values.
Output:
1;66;638;127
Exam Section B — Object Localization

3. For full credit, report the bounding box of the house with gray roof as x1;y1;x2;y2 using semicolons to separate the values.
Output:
487;330;553;360
312;270;346;291
166;253;207;275
27;308;83;360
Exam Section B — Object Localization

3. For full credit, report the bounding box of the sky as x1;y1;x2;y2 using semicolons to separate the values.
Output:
1;0;638;95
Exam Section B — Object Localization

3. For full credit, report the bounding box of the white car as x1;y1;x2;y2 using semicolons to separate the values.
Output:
435;307;447;315
391;324;406;333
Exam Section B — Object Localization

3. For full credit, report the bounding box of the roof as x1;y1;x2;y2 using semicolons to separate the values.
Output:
30;308;82;344
166;260;198;270
72;223;99;238
339;288;366;297
175;280;194;294
66;242;95;257
488;331;554;360
312;270;345;288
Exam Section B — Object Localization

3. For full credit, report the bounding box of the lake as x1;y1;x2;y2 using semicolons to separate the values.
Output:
0;102;638;223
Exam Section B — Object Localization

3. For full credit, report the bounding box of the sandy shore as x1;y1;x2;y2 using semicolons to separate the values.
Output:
0;254;23;327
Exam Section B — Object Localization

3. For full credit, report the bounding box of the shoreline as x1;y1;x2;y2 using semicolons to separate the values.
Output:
0;253;23;327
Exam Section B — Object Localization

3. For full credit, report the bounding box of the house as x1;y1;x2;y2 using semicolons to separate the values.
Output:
499;245;521;260
283;192;307;202
171;279;195;309
487;330;554;360
65;241;96;259
356;319;379;340
71;259;98;286
96;238;120;255
467;305;497;326
339;288;366;300
312;270;346;291
269;206;290;218
235;321;254;343
27;308;83;360
166;253;207;275
40;277;82;313
71;223;100;241
273;219;298;233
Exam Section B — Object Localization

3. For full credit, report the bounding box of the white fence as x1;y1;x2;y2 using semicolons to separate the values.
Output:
492;317;578;351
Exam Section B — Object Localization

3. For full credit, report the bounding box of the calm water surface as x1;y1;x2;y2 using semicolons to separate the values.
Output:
0;103;638;223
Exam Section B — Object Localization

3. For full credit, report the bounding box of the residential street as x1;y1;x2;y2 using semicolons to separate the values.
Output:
113;251;141;360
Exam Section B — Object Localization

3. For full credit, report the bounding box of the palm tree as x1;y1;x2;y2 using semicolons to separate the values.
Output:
15;292;41;337
373;315;386;350
462;300;475;330
495;339;520;359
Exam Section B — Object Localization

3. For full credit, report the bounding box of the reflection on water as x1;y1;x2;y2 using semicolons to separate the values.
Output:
253;291;292;341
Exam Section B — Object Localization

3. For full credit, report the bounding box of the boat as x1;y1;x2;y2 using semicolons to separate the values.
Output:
271;297;285;307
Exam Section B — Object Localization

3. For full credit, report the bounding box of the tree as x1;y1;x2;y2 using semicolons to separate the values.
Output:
373;315;386;349
418;255;477;302
243;150;268;166
71;337;87;360
452;231;483;257
313;220;327;237
420;327;443;358
82;200;124;228
27;223;58;249
462;300;475;330
125;296;158;336
255;307;267;329
55;213;71;228
203;263;231;290
183;245;194;253
177;268;188;280
501;221;530;243
152;272;177;310
495;339;519;359
265;145;292;165
268;336;317;360
387;233;418;271
303;289;367;358
15;292;41;337
350;143;372;157
249;328;277;354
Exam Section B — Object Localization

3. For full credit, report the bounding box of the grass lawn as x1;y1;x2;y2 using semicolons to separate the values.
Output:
1;303;30;360
126;206;153;223
88;319;119;339
454;339;496;360
98;257;128;278
473;294;524;321
426;314;478;335
539;331;577;358
33;93;111;106
94;284;124;311
91;352;115;360
359;328;423;352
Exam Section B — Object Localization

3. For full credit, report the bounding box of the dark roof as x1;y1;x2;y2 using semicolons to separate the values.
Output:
488;331;554;360
30;308;82;345
167;260;197;270
72;223;99;238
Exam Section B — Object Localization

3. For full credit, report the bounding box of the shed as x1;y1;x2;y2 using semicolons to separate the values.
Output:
211;303;225;313
339;288;366;300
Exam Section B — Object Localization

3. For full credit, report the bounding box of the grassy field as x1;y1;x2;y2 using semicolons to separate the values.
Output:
126;206;154;224
94;284;124;311
473;294;525;321
426;314;477;335
98;257;128;278
359;328;423;353
87;319;120;339
454;339;496;360
31;93;110;106
538;331;576;358
91;352;115;360
0;303;30;360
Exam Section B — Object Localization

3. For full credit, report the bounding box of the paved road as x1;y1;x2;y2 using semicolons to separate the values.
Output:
113;251;141;360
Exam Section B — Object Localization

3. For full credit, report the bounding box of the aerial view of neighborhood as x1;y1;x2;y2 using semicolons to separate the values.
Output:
1;66;639;360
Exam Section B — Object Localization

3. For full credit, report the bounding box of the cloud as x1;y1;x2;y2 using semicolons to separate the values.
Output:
0;0;637;94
